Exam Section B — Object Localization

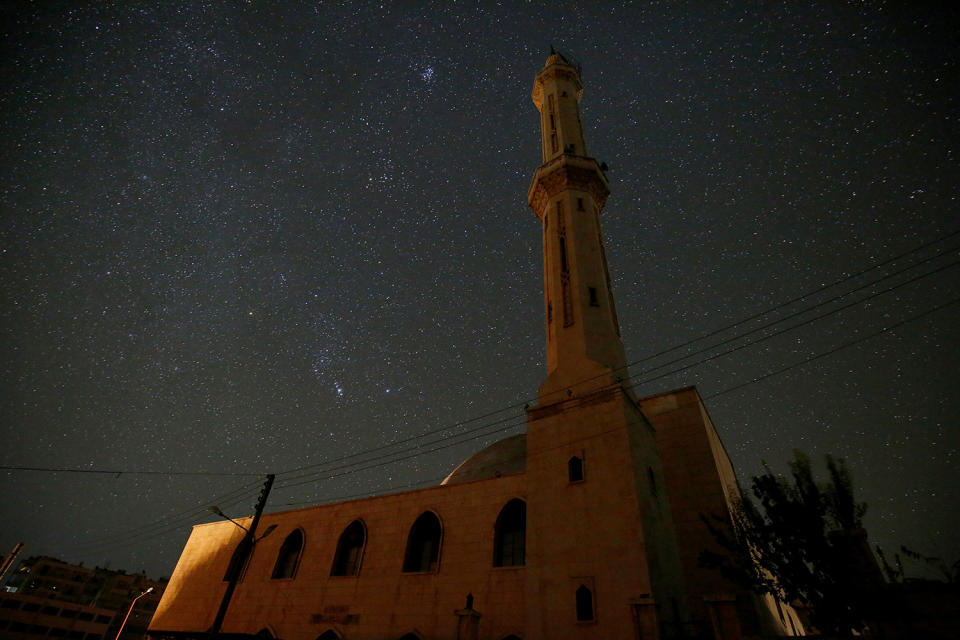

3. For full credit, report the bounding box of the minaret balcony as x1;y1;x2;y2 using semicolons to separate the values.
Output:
527;154;610;219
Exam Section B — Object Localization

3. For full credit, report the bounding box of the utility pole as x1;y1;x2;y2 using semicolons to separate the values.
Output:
208;473;274;638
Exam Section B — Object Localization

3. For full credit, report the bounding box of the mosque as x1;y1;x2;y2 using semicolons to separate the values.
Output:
147;53;803;640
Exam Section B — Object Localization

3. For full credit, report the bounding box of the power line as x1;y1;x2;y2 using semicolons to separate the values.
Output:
6;232;956;483
0;465;263;477
704;297;960;400
269;236;959;480
275;262;959;494
619;228;960;367
537;232;960;402
62;478;264;555
7;252;955;498
9;232;958;556
624;258;959;393
44;288;960;567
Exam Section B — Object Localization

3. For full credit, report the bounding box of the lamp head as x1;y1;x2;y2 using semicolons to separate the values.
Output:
256;524;278;542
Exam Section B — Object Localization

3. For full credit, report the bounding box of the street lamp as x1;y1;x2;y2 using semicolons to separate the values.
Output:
114;586;153;640
206;506;277;541
206;502;276;638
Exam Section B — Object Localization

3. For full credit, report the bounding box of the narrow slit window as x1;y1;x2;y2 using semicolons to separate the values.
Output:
576;585;595;622
577;197;584;211
588;287;599;307
568;456;584;483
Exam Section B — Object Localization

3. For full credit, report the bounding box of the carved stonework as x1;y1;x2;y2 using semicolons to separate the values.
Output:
532;67;582;108
528;160;609;217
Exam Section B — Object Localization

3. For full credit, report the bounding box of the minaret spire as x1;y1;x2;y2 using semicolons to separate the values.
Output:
528;53;627;402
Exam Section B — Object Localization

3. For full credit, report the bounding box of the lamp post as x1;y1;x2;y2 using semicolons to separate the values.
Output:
207;474;274;638
114;586;153;640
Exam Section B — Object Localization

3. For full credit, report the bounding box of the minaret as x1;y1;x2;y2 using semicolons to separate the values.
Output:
524;53;691;639
528;52;627;402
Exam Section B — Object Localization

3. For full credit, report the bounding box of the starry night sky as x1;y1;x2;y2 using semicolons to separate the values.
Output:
2;3;958;580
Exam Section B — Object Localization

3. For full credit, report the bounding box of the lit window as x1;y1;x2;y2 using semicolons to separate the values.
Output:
271;530;303;580
493;500;526;567
330;520;366;576
402;512;442;573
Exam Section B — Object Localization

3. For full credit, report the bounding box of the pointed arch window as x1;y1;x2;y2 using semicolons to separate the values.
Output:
576;584;595;622
271;529;303;580
493;499;526;567
402;511;442;573
330;520;366;576
316;632;341;640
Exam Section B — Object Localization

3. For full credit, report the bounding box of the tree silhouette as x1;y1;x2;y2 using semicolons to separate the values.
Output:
700;451;883;636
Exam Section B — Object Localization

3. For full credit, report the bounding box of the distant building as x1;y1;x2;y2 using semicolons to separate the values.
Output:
0;555;166;640
147;53;803;640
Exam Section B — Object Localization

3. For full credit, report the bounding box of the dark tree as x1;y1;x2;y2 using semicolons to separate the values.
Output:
700;451;884;636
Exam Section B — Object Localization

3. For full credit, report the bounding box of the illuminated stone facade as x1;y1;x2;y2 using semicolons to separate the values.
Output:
147;53;802;640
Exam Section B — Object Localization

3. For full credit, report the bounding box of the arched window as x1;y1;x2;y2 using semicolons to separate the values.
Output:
501;636;522;640
330;520;366;576
316;631;341;640
271;529;303;579
397;634;422;640
568;456;584;482
402;511;442;573
493;499;526;567
255;629;274;639
576;584;595;622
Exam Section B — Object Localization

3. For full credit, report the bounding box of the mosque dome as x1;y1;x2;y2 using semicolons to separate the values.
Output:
441;434;527;485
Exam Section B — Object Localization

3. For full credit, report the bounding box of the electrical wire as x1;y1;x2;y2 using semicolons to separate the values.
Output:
62;478;265;555
623;258;959;394
5;231;955;483
704;297;960;400
267;247;959;486
8;231;958;558
0;465;263;476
